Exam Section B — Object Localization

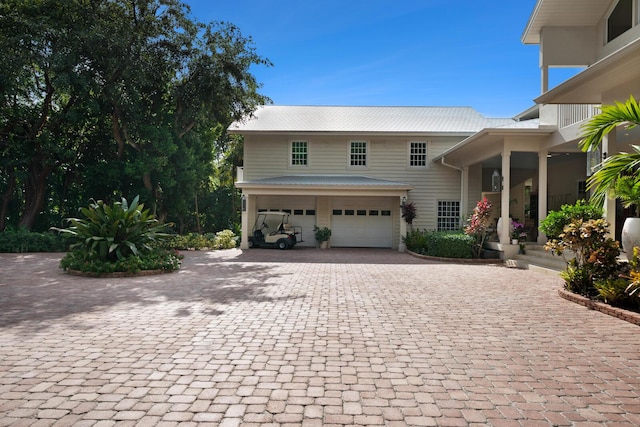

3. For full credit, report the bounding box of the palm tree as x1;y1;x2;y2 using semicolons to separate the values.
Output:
580;95;640;207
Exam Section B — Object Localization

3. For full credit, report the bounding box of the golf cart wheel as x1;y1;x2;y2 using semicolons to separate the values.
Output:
277;239;289;250
248;239;254;248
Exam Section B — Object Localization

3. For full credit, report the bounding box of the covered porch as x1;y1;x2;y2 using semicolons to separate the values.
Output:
434;125;588;246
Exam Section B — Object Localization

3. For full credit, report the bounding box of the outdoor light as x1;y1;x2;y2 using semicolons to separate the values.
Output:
241;194;246;212
401;196;407;208
491;169;502;192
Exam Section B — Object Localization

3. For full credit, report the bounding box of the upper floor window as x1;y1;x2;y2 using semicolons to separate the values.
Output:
349;141;367;167
607;0;633;42
409;142;427;168
291;141;308;166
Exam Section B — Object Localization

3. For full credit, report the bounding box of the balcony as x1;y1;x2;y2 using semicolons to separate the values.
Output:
558;104;600;128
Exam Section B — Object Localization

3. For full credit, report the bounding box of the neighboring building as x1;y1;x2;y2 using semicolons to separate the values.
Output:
231;0;640;251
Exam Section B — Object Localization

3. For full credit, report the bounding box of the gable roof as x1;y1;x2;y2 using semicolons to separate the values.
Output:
229;106;514;135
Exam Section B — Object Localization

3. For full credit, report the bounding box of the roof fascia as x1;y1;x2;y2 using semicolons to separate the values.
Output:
432;127;553;163
521;0;544;44
228;130;475;138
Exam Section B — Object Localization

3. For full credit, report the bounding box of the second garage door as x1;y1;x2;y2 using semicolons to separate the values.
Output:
331;197;393;248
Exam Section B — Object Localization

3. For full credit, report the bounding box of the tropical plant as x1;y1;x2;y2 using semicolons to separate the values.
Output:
539;200;603;241
545;218;621;296
464;198;493;258
401;201;417;230
52;196;171;262
579;95;640;207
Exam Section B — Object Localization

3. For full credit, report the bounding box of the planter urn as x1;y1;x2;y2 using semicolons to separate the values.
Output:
622;217;640;254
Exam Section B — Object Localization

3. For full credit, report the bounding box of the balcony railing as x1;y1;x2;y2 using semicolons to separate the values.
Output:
558;104;600;128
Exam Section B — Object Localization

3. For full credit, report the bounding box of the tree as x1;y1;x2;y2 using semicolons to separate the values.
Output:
579;95;640;207
0;0;270;230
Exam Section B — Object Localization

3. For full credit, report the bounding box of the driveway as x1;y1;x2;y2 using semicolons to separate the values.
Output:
1;248;639;426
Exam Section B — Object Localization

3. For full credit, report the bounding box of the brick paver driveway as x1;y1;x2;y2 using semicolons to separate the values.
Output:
1;249;639;426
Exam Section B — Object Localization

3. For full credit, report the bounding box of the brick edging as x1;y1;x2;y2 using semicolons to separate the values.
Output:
407;250;504;265
558;289;640;326
67;269;175;278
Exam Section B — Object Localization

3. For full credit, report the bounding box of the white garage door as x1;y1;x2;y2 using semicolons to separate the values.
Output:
331;197;393;248
256;196;316;247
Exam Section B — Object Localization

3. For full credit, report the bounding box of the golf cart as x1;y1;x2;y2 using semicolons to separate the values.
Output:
248;211;302;249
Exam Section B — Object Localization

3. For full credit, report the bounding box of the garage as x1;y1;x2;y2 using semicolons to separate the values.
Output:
256;196;316;247
330;197;393;248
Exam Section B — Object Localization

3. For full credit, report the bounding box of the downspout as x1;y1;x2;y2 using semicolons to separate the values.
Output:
440;158;466;227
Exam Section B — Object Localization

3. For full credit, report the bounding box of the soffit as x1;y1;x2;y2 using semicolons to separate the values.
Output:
522;0;611;44
535;37;640;104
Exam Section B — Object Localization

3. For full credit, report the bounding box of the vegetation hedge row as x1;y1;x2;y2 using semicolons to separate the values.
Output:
0;229;72;253
403;230;474;259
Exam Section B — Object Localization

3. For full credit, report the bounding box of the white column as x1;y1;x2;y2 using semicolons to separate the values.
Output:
602;133;617;236
538;151;548;244
240;194;253;250
500;150;511;244
399;195;407;252
541;65;549;94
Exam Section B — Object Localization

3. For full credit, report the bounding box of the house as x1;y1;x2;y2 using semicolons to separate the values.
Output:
229;106;515;250
436;0;640;246
231;0;640;252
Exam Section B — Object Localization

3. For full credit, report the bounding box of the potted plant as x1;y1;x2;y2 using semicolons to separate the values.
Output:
314;226;331;249
511;219;525;244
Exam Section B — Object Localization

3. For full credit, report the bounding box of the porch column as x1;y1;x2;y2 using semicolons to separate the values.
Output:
240;192;250;249
399;195;407;252
500;150;511;244
602;133;617;235
538;151;548;244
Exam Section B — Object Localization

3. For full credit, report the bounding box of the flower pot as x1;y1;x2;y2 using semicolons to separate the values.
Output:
622;217;640;254
319;240;329;249
511;238;518;245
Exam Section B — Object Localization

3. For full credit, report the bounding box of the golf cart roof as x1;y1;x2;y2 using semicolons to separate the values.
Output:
257;211;290;216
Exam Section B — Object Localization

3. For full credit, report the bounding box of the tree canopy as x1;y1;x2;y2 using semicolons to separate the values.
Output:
0;0;270;231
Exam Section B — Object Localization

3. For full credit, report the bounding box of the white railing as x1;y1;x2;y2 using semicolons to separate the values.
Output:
558;104;600;128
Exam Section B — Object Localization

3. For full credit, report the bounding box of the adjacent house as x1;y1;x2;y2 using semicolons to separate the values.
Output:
231;0;640;252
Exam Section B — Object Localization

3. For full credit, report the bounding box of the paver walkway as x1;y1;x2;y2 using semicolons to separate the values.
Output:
1;248;639;426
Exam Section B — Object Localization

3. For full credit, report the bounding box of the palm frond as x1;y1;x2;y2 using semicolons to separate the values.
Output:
579;95;640;152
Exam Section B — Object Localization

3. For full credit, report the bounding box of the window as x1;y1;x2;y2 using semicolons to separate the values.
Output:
349;141;367;167
607;0;633;42
409;142;427;167
437;201;460;231
291;141;308;166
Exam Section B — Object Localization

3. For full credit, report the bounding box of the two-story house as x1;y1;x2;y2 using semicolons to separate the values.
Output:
231;0;640;252
230;106;515;250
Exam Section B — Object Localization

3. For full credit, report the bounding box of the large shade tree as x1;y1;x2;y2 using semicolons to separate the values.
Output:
0;0;270;231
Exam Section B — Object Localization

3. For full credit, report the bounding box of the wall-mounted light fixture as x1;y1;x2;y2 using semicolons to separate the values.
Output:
491;169;502;192
241;194;247;212
401;196;407;208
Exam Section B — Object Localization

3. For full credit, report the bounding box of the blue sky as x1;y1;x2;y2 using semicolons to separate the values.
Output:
184;1;565;118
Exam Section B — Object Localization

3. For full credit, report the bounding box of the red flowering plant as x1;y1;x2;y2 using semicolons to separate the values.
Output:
464;198;493;258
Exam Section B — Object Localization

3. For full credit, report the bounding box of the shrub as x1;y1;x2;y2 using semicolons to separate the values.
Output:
594;277;638;308
546;218;621;296
539;200;602;240
464;198;493;258
404;229;474;259
0;228;72;253
213;229;237;249
60;248;183;274
167;233;216;250
52;196;171;262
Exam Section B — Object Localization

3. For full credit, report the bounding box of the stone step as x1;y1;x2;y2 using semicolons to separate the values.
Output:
510;243;571;272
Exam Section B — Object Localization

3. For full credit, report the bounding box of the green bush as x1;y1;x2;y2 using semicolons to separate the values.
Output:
52;196;171;262
594;277;639;308
539;200;602;240
404;229;474;259
0;228;72;253
213;229;237;249
60;248;183;274
167;233;215;250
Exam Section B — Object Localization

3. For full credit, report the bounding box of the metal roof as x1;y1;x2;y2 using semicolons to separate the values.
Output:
230;106;513;134
236;174;412;189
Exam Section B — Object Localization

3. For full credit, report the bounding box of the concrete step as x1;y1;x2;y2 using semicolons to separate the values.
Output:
510;243;572;272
